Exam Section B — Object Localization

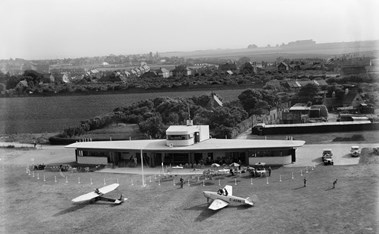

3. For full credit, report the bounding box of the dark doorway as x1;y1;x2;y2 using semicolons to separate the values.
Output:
291;149;296;162
194;153;203;164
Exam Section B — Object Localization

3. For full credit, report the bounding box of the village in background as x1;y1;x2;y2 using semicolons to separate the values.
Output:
1;39;378;142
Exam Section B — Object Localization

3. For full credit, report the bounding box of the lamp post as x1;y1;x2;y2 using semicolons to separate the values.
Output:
141;149;145;187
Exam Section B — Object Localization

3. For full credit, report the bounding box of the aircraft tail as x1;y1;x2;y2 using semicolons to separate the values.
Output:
246;194;258;206
245;197;254;206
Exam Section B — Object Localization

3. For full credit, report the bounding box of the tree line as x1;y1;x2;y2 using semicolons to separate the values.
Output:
60;90;278;140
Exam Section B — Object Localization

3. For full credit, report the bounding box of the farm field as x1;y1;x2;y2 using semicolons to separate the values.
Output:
1;150;378;233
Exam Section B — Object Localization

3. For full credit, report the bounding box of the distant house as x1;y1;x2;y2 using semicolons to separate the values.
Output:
17;80;28;88
156;68;170;78
62;73;70;83
49;74;55;83
341;89;364;108
14;80;28;93
281;103;328;123
240;62;257;74
141;64;150;73
289;103;311;115
286;78;327;90
115;72;127;83
218;62;237;72
172;65;192;77
192;65;217;76
130;69;137;76
340;65;366;75
140;71;158;78
282;103;310;123
312;78;328;87
309;105;328;121
289;64;301;71
277;62;290;72
323;88;364;110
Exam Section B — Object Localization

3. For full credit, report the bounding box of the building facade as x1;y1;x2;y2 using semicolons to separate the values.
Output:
66;123;305;167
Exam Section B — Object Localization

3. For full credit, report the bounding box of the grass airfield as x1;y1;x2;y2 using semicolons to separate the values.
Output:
1;159;378;233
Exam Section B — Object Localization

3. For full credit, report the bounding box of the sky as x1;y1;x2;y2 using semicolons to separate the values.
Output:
0;0;378;60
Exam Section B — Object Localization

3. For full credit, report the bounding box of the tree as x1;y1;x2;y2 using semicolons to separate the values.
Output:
297;83;320;103
6;76;21;89
138;115;165;138
247;44;258;49
238;89;263;115
237;57;251;66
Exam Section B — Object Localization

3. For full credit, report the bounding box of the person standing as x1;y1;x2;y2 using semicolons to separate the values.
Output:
333;179;338;189
180;177;184;188
304;178;307;187
268;166;272;177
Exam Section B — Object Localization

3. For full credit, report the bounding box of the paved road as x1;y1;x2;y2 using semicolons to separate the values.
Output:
0;143;75;166
287;142;379;168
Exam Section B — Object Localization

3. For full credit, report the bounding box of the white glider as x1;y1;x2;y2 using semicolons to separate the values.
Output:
203;185;254;210
72;183;127;205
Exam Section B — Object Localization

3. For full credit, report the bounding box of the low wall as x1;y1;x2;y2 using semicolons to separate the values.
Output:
248;155;292;165
77;156;108;165
231;116;254;138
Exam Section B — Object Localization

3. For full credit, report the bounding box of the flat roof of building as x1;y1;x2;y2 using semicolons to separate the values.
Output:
166;125;200;134
66;138;305;151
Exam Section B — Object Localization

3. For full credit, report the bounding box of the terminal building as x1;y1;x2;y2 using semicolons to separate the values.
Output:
66;122;305;167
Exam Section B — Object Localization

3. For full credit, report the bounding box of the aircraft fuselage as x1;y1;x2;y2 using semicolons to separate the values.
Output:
203;191;253;206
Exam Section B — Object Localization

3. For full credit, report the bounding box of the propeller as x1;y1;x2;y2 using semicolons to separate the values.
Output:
249;194;259;203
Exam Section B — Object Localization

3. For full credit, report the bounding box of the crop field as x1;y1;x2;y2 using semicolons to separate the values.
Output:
1;160;378;233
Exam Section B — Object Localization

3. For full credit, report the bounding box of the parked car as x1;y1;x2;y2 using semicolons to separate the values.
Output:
322;149;334;165
248;162;267;177
350;146;360;157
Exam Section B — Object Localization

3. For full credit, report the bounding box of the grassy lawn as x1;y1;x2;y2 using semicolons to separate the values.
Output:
1;158;378;233
81;124;146;140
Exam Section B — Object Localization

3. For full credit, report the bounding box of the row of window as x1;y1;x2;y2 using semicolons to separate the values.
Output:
79;149;293;158
166;135;191;140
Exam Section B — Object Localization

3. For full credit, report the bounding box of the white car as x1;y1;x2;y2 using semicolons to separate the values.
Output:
350;146;360;157
249;162;267;177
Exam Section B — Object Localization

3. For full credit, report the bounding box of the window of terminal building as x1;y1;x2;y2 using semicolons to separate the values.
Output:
167;135;191;140
82;150;109;157
252;149;291;157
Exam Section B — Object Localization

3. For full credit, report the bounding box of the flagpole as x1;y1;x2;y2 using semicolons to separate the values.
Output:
141;149;145;187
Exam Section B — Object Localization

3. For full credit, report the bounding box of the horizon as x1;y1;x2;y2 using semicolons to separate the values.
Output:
1;0;378;60
2;39;378;61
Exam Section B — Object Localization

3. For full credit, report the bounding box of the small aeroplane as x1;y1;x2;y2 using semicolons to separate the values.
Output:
203;185;254;210
72;183;127;205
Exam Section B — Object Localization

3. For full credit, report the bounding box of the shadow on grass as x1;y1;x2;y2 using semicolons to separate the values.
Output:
53;202;113;217
236;205;253;210
325;187;335;191
293;186;306;190
188;181;215;187
239;174;252;179
53;203;88;216
184;203;220;222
